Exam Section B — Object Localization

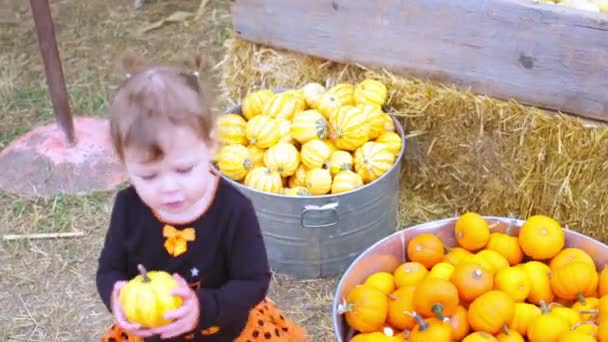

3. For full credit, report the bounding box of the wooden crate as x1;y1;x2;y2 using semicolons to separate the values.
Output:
231;0;608;122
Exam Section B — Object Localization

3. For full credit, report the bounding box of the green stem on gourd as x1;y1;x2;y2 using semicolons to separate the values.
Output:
577;293;587;306
408;312;429;331
137;264;151;282
502;324;511;335
432;303;447;321
540;301;550;314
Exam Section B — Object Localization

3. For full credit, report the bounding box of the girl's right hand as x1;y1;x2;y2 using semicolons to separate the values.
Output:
111;281;158;338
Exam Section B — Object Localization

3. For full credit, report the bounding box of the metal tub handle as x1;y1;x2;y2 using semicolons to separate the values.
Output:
300;202;339;228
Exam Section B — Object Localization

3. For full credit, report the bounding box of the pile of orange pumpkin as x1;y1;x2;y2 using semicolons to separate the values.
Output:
338;213;608;342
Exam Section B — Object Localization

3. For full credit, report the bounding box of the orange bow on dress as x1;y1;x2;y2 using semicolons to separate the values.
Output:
163;225;196;257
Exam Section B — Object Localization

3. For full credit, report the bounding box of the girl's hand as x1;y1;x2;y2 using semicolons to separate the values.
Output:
111;281;158;338
149;273;200;339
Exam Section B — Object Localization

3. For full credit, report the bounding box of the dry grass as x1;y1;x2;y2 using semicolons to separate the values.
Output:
1;1;337;340
220;38;608;242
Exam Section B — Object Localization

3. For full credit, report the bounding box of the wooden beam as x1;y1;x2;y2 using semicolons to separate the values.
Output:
232;0;608;122
30;0;75;144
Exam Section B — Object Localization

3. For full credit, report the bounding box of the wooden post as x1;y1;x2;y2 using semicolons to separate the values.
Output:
30;0;76;144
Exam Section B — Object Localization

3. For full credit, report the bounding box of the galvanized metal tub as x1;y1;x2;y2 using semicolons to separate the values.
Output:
331;216;608;341
214;104;406;279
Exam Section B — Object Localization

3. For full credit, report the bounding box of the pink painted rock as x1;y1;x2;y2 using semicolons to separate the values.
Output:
0;116;127;196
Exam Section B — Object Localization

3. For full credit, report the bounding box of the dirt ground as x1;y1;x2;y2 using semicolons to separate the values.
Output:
0;1;337;340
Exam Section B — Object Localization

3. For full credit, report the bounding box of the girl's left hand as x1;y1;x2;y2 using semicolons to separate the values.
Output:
150;273;200;339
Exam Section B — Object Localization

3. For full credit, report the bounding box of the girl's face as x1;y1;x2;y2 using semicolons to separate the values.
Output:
124;125;217;220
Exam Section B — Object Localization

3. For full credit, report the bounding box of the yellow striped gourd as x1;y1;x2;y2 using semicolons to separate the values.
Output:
217;114;248;146
276;118;293;143
316;92;342;120
331;170;364;194
288;164;309;188
247;145;266;168
281;89;307;113
327;83;355;106
301;82;326;109
305;168;332;195
354;142;395;183
358;104;385;140
291;110;328;144
242;89;273;120
354;79;388;107
244;167;283;194
329;105;370;151
216;144;252;181
328;150;353;176
263;92;300;120
383;113;395;132
300;139;332;169
264;142;300;177
246;115;280;149
284;186;311;196
376;132;402;155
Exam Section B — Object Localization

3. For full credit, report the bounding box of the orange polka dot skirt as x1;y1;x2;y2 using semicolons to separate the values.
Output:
100;298;309;341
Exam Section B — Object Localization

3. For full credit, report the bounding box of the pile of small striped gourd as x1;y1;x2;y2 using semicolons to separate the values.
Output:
213;79;402;196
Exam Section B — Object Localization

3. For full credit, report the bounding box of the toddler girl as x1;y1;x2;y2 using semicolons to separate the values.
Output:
97;53;307;342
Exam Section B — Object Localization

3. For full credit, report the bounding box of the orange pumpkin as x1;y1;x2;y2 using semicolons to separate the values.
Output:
521;261;555;305
599;295;608;320
557;331;596;342
387;286;417;331
572;297;600;321
364;272;396;296
428;262;455;281
464;254;496;275
444;247;473;266
450;262;494;302
446;305;470;341
413;277;459;320
527;302;570;342
551;261;598;302
495;326;524;342
339;284;389;333
485;225;523;266
408;313;452;342
494;266;531;302
454;212;490;252
549;248;595;272
468;290;515;335
518;214;565;260
571;321;599;336
600;266;608;297
462;332;498;342
406;233;445;269
549;305;581;327
598;316;608;342
393;262;428;288
509;302;541;336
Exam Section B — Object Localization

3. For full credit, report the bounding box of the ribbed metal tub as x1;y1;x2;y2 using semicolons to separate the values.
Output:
331;216;608;341
213;104;406;279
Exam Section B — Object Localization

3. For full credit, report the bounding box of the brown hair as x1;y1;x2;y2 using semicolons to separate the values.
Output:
109;51;216;162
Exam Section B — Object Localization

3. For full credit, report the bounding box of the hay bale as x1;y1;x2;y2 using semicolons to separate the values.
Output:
220;37;608;242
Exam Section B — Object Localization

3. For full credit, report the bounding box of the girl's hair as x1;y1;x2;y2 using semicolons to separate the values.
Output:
109;50;217;162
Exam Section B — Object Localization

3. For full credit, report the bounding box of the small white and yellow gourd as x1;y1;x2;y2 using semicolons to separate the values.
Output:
382;114;395;132
300;82;326;109
354;142;395;183
216;144;252;181
376;132;402;155
217;114;248;146
263;92;300;120
244;167;283;194
291;110;328;144
331;170;364;194
329;106;370;151
327;83;355;107
358;104;385;140
264;142;300;177
328;150;353;176
242;89;273;120
276;118;293;143
246;115;280;149
300;139;333;169
284;186;310;196
281;89;307;113
354;79;388;107
317;92;343;120
305;168;332;195
288;164;309;188
247;145;266;168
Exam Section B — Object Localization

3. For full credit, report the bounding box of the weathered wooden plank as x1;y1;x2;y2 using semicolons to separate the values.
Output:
232;0;608;121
